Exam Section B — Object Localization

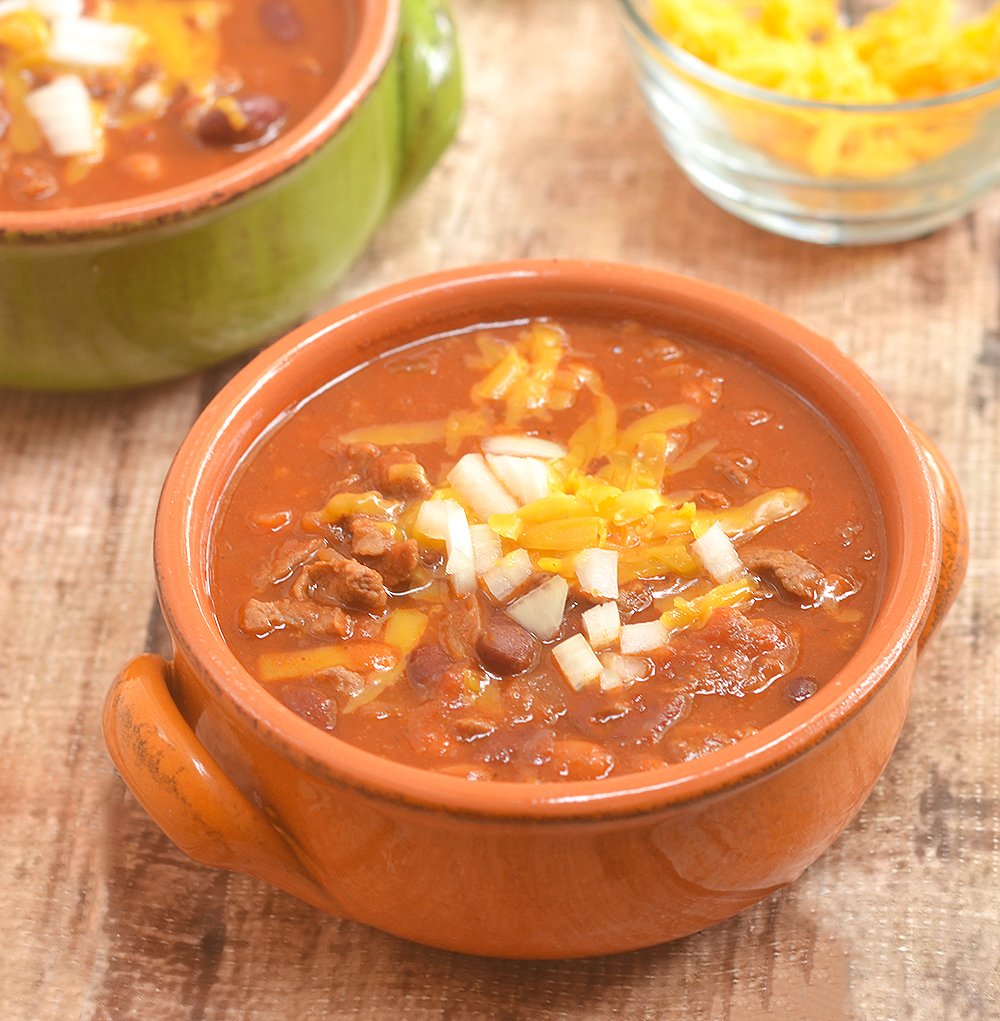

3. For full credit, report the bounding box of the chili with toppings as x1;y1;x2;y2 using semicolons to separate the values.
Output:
211;319;884;782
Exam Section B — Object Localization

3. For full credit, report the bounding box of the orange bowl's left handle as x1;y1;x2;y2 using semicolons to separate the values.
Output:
908;425;969;653
103;654;341;915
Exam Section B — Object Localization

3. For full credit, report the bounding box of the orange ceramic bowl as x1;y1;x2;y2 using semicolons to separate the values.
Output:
104;261;967;959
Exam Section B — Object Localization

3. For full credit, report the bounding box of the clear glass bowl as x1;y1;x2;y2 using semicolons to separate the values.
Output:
618;0;1000;244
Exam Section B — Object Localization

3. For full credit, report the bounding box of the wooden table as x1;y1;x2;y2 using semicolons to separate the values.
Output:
3;1;998;1017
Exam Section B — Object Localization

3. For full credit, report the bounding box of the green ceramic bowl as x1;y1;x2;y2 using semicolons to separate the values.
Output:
0;0;462;390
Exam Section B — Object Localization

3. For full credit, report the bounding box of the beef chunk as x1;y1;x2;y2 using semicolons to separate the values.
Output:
323;665;367;700
254;536;324;586
743;548;828;603
291;549;387;613
241;598;352;639
476;615;538;676
438;595;482;661
350;516;396;557
350;516;420;589
275;680;338;733
324;442;432;498
371;449;432;498
316;441;374;493
345;442;381;461
617;580;653;619
370;538;420;589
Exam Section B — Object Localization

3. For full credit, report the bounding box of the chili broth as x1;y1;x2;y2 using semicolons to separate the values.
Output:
211;318;885;782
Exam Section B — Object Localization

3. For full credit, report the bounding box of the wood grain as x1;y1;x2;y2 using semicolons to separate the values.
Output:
1;1;998;1017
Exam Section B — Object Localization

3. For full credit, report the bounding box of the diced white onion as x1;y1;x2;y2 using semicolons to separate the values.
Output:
506;575;569;640
442;504;472;559
24;74;96;157
443;502;473;555
447;453;519;521
0;1;30;18
48;17;139;69
692;522;744;583
482;548;533;603
481;435;567;459
129;79;165;113
581;601;621;649
575;547;619;600
441;503;476;595
414;500;472;567
446;549;477;596
620;619;669;655
32;0;84;18
485;454;550;505
0;0;78;17
598;652;651;691
552;633;602;692
469;523;501;575
414;499;453;541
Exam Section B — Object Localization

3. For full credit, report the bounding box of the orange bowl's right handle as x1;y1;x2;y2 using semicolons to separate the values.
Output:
103;653;341;915
908;425;969;652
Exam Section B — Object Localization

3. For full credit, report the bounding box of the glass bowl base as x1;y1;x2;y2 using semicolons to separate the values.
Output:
672;149;990;245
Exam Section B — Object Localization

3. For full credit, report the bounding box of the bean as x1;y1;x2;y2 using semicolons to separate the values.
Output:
259;0;304;43
784;675;818;703
196;94;286;149
476;615;538;676
276;680;338;733
406;643;451;696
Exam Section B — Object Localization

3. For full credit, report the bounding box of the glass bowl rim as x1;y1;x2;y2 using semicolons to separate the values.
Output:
618;0;1000;113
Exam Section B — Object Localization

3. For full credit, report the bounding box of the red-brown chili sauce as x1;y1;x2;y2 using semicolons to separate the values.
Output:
0;1;351;210
212;320;883;782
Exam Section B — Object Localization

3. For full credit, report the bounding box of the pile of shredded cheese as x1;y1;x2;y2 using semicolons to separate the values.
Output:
649;0;1000;177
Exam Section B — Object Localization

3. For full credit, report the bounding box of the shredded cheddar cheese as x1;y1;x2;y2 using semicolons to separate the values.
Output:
657;577;758;635
357;323;807;621
338;324;811;602
649;0;1000;177
310;319;838;703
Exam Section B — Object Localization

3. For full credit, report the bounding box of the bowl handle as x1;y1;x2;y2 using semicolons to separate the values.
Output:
393;0;463;202
103;653;341;915
908;424;969;652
